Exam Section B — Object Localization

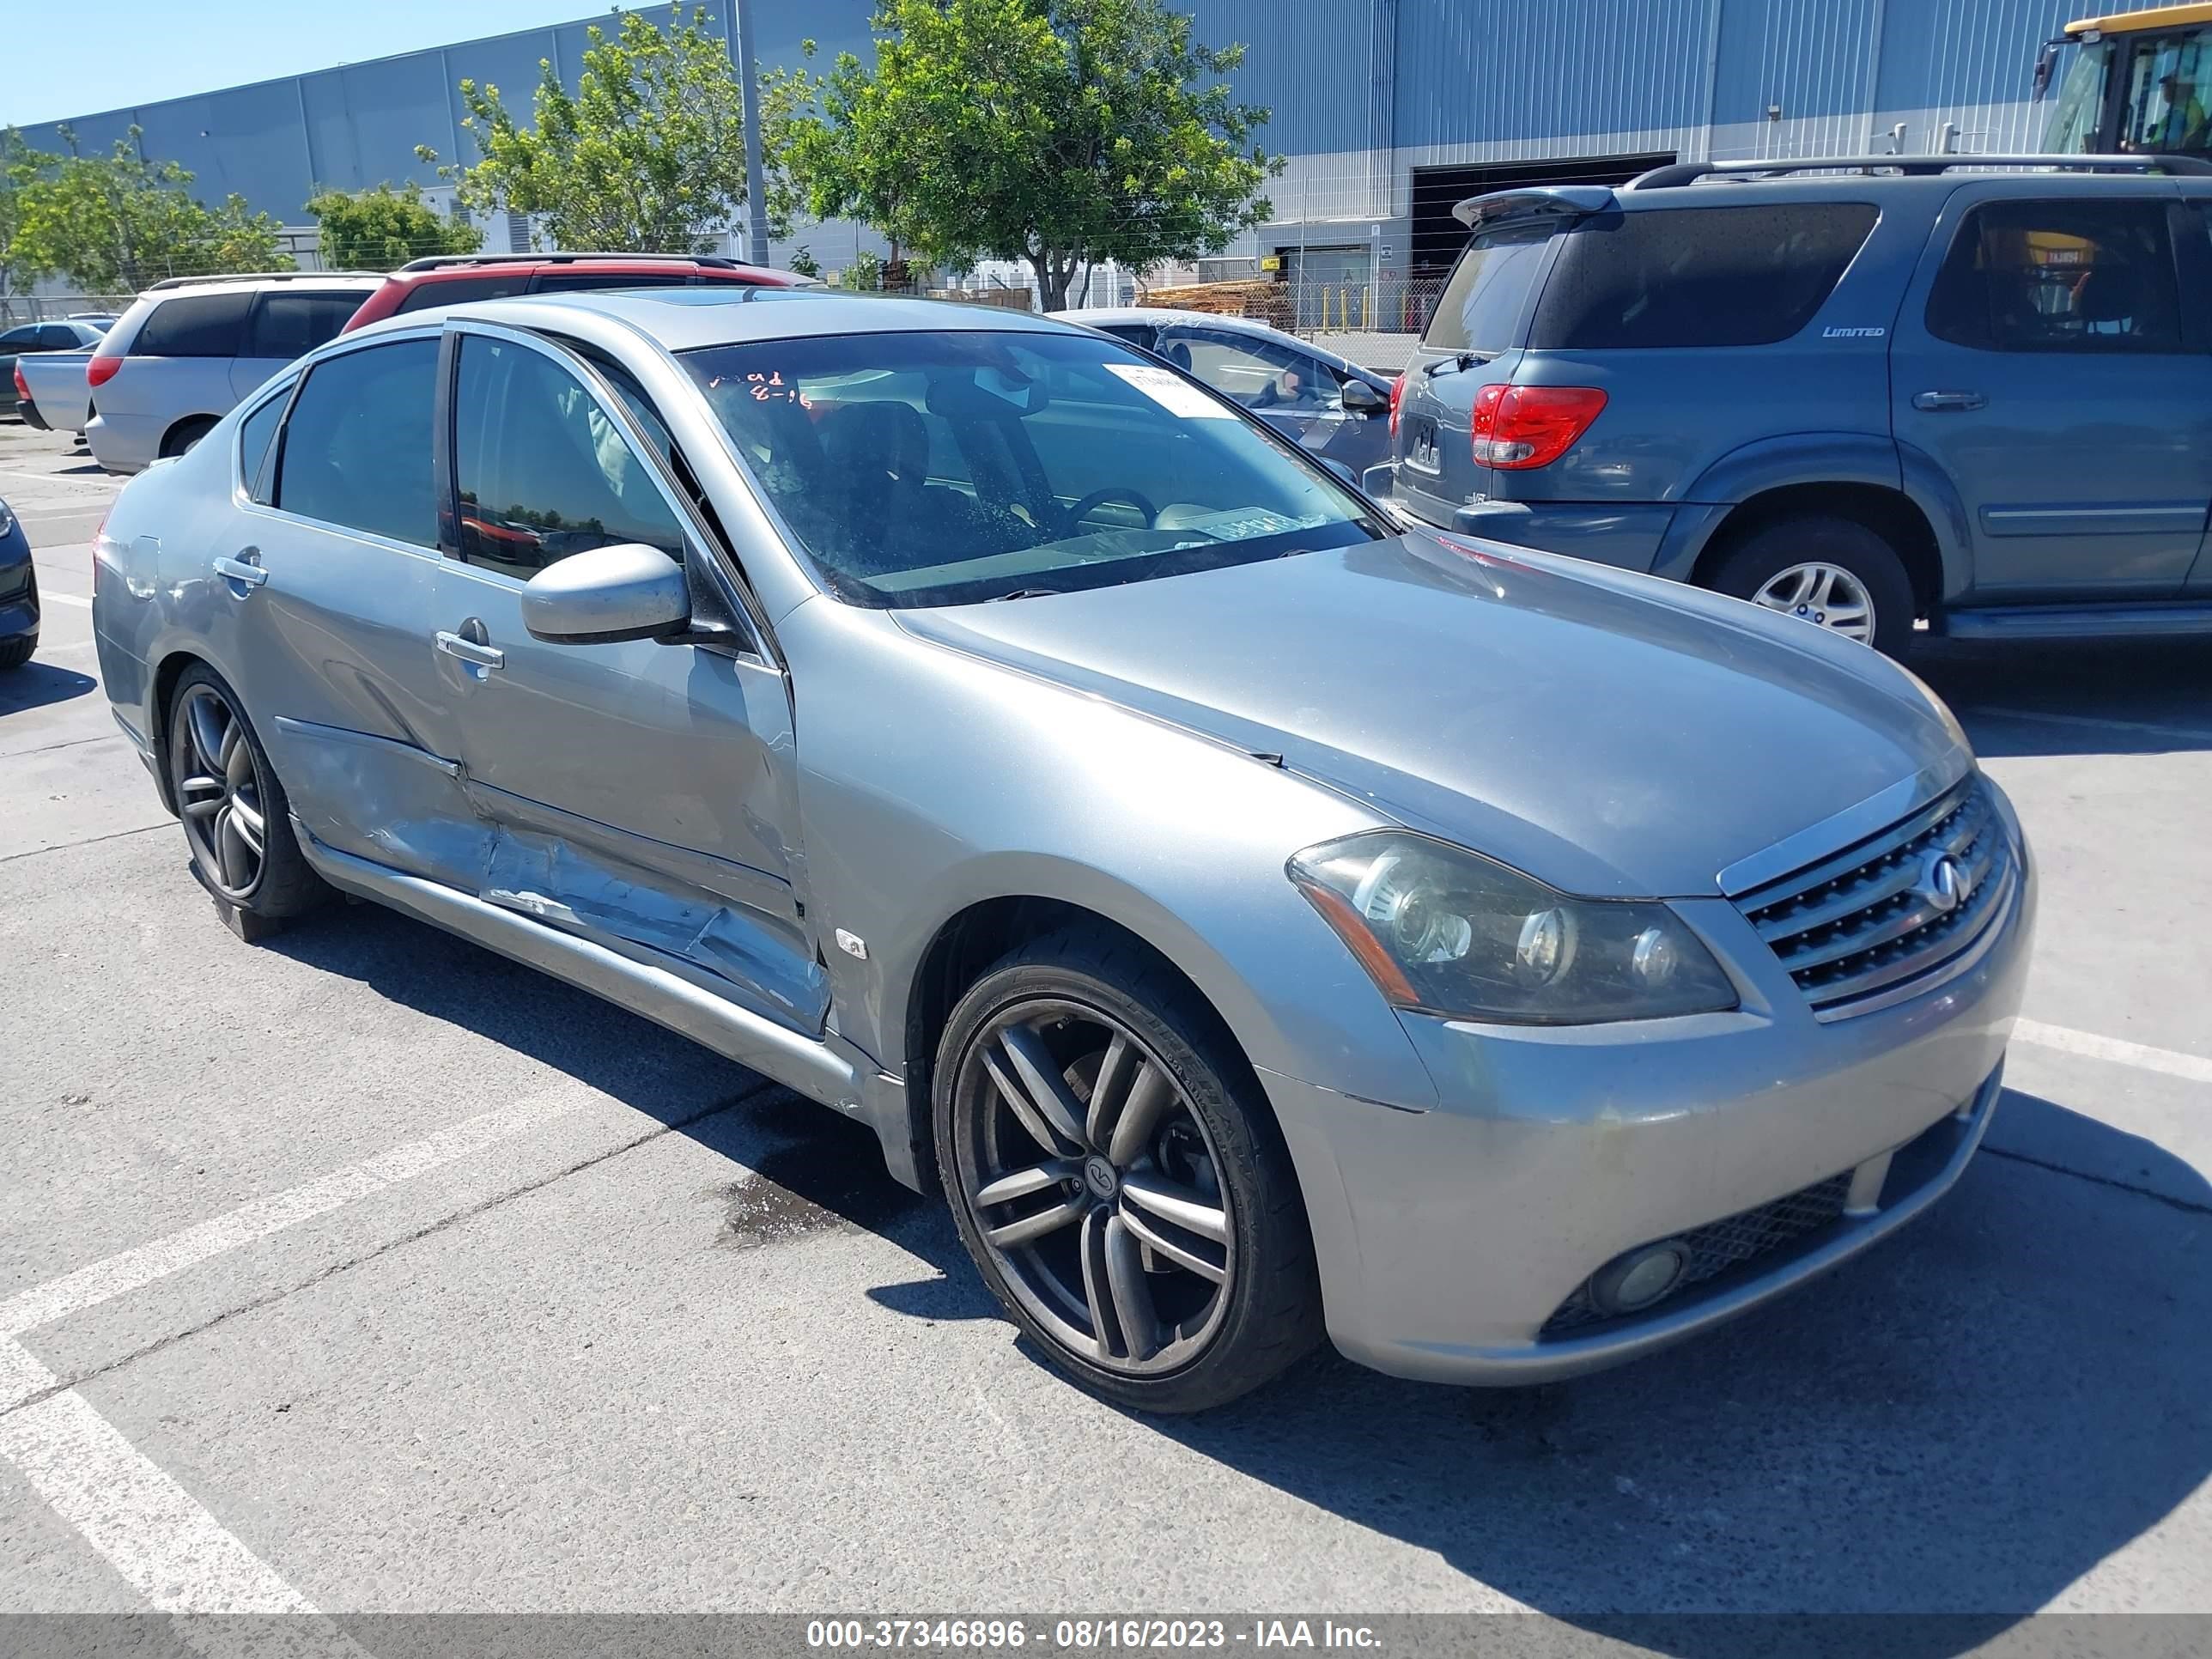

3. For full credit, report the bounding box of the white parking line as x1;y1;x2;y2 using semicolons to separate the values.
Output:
0;1086;590;1338
1965;704;2212;745
40;591;91;608
0;1387;317;1613
2014;1018;2212;1085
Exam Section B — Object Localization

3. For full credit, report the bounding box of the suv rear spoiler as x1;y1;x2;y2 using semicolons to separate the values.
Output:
1451;185;1617;230
1626;152;2212;188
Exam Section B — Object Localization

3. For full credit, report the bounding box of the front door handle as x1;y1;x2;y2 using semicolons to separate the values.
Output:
1912;390;1987;412
434;630;505;671
213;549;266;590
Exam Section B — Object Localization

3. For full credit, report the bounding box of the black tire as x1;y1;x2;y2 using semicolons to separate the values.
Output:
0;632;33;672
166;663;328;926
933;927;1322;1413
160;416;217;459
1707;513;1917;652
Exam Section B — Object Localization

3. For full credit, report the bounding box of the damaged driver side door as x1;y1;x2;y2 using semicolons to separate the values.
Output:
429;324;826;1036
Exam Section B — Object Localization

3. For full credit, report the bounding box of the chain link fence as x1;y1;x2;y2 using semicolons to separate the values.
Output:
0;294;137;327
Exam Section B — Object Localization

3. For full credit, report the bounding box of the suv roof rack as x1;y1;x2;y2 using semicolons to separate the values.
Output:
395;251;742;272
143;270;382;291
1626;152;2212;189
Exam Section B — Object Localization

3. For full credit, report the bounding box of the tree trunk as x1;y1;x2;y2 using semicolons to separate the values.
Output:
1030;250;1074;313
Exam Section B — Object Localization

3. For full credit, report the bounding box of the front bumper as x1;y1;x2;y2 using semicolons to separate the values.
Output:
1259;816;2035;1387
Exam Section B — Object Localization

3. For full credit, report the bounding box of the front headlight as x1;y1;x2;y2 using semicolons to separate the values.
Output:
0;500;15;538
1288;832;1737;1024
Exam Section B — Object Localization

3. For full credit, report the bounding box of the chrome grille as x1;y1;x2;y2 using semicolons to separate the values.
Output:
1540;1171;1852;1335
1733;776;2014;1019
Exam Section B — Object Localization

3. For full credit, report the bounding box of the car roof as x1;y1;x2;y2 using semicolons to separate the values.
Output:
1058;306;1369;376
351;286;1079;352
141;274;383;301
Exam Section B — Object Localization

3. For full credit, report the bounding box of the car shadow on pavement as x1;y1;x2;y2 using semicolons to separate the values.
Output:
0;659;96;714
262;902;2210;1639
1907;637;2212;757
1143;1091;2211;1648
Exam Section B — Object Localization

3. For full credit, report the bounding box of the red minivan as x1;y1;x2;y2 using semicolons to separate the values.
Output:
343;252;817;332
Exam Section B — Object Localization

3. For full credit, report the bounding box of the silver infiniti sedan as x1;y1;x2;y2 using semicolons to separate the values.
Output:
89;289;2034;1413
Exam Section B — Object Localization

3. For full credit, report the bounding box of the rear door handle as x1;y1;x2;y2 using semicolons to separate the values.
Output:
213;550;266;589
1912;390;1987;412
434;630;504;670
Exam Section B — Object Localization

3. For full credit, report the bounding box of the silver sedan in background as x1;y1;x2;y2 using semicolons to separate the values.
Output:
89;289;2033;1412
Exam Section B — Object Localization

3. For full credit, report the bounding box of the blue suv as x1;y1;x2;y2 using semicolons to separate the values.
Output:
1375;153;2212;650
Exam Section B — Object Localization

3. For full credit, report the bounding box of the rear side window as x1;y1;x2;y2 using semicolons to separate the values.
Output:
274;340;439;547
238;388;287;502
531;270;697;295
392;273;530;313
131;292;253;357
244;291;367;360
1926;198;2183;353
37;325;82;349
1425;224;1554;352
1531;204;1880;349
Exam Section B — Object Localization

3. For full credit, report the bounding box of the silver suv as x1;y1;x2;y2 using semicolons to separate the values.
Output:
86;273;381;473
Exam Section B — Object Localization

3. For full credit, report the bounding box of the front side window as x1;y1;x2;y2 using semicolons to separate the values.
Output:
0;325;40;348
1532;203;1879;349
453;336;687;577
245;291;367;361
681;328;1376;607
2119;31;2212;154
274;340;439;546
132;292;252;357
1926;198;2182;352
238;386;288;502
1174;329;1342;414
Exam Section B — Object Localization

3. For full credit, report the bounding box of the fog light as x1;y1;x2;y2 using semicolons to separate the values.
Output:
1589;1241;1688;1315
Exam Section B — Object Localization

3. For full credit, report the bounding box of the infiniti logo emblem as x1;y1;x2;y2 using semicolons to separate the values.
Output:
1920;851;1972;915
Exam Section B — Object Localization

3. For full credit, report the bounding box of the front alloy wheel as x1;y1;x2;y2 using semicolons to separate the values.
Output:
936;933;1322;1413
956;1000;1235;1374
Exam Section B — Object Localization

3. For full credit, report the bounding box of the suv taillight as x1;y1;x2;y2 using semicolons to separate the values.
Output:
1470;383;1607;470
1388;370;1406;441
10;364;26;403
87;351;122;389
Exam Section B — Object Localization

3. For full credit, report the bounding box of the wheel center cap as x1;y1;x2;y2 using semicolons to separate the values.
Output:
1081;1156;1119;1200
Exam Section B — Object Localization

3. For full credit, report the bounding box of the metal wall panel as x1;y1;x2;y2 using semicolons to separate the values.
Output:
1188;0;1381;155
1390;0;1718;152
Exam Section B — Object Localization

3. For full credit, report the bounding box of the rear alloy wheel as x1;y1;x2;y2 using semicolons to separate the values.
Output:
167;665;326;930
936;933;1322;1413
1709;513;1916;652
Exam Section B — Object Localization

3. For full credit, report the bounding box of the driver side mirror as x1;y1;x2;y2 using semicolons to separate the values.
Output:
520;542;690;645
1340;378;1389;416
2033;40;2059;100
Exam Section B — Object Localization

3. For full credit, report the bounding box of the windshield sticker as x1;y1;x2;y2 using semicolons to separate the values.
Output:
1105;362;1234;418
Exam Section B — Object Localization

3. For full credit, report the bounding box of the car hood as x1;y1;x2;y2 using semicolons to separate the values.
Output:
894;532;1970;897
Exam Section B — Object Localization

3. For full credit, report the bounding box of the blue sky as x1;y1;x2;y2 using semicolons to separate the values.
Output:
3;2;591;125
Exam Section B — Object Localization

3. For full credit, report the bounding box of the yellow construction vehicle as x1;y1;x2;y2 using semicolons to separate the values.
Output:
2037;3;2212;155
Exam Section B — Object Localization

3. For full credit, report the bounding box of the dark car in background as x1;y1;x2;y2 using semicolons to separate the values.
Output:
341;251;818;333
1375;153;2212;650
3;319;107;422
1066;307;1395;480
0;494;35;671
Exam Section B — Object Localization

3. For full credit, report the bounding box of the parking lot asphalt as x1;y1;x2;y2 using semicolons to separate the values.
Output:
1;418;2207;1637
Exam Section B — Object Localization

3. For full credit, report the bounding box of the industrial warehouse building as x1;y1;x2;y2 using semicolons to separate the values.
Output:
17;0;2084;309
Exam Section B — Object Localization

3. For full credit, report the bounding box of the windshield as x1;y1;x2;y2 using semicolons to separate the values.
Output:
2045;40;2110;154
682;329;1378;607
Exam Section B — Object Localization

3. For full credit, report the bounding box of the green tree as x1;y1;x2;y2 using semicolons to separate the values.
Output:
305;182;478;270
420;5;806;253
14;127;290;291
775;0;1280;311
1;129;60;304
